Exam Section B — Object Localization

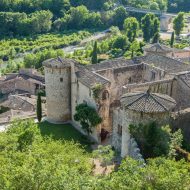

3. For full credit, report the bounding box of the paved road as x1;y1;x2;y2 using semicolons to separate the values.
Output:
62;30;108;54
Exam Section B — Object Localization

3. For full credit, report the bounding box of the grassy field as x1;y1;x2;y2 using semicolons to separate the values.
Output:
38;121;92;151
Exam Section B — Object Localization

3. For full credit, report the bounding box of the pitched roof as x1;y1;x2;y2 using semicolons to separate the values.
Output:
176;72;190;88
137;54;190;73
143;43;173;53
75;65;110;88
43;57;74;68
121;91;176;113
4;73;44;85
87;57;137;71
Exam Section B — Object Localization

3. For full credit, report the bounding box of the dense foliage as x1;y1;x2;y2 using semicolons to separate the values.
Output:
141;13;160;42
98;157;190;190
126;0;168;11
0;120;92;189
173;12;185;36
0;4;129;37
74;103;102;136
129;122;183;159
0;121;190;190
0;120;190;189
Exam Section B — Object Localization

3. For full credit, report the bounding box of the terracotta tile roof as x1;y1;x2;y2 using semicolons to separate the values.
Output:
121;91;176;113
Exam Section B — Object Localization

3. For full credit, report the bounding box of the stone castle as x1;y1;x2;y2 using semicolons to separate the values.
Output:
43;43;190;158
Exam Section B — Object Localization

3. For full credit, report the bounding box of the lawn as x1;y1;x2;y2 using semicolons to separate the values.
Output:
38;121;92;151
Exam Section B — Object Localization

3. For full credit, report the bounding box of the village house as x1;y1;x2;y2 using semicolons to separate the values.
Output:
0;68;45;95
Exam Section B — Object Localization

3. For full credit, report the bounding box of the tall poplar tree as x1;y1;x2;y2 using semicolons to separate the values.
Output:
91;41;98;64
141;13;160;42
37;93;42;122
170;32;175;48
173;12;185;36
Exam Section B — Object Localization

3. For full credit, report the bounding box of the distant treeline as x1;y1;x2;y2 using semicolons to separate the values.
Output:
0;0;116;17
0;5;128;37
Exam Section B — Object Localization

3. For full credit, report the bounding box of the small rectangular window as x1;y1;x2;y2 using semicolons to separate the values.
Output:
60;78;63;82
117;125;122;136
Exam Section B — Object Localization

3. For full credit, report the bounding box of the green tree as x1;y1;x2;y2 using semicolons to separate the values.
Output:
37;93;42;122
91;41;98;64
112;35;130;50
129;122;183;159
69;5;89;29
74;103;102;136
112;6;128;29
0;120;92;189
123;17;139;42
98;157;190;189
173;12;185;36
170;31;175;48
152;17;160;36
129;40;140;58
141;13;160;42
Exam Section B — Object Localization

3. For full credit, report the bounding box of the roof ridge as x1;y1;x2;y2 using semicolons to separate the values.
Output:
150;94;168;112
124;93;146;108
153;93;176;104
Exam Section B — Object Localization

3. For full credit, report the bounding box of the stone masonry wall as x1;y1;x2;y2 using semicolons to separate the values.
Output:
96;64;144;102
123;78;174;96
172;108;190;144
45;67;71;122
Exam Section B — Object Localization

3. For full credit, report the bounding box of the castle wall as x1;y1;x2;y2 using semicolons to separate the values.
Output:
123;78;174;96
71;70;99;141
142;64;165;82
172;78;190;109
45;67;71;123
96;64;144;101
112;108;123;152
172;108;190;144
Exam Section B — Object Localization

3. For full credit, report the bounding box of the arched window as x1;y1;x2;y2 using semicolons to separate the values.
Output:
102;90;109;100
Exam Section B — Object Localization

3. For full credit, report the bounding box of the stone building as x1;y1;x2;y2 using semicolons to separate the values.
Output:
0;69;45;95
43;43;190;157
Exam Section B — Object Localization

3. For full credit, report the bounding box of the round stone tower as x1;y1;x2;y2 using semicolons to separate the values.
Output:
43;57;72;123
120;90;176;157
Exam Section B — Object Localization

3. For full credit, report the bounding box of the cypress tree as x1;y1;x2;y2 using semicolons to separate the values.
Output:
37;93;42;122
170;32;175;48
91;41;98;64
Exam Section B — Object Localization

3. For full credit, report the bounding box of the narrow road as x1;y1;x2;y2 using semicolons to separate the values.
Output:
62;30;108;54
